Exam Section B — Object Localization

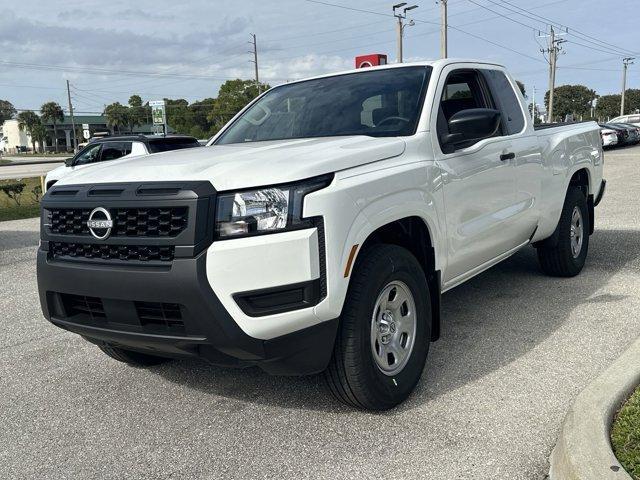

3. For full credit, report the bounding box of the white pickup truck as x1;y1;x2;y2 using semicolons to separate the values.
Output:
37;59;605;410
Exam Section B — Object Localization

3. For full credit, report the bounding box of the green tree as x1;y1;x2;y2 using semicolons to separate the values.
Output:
128;95;142;107
544;85;596;122
165;98;192;134
40;102;64;152
16;110;41;152
126;95;146;132
103;102;129;134
528;103;542;124
0;100;16;124
30;124;48;153
623;88;640;115
189;98;216;135
595;94;622;120
516;80;526;98
207;79;270;133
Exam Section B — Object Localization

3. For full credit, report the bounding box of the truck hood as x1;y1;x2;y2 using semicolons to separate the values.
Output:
56;136;406;191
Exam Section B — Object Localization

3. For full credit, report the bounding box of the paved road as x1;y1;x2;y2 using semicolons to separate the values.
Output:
0;161;62;180
1;147;640;479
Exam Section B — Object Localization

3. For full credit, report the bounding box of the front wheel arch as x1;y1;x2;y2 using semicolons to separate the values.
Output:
355;216;441;341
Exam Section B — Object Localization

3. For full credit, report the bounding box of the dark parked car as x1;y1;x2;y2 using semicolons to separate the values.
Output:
612;123;640;144
600;123;635;146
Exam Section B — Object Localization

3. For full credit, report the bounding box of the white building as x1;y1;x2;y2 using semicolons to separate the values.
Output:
0;119;32;153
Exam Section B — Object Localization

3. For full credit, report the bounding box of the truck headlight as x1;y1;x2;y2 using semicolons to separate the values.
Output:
215;174;332;239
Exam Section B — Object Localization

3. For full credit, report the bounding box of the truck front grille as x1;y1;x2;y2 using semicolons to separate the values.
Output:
49;207;188;237
49;242;175;262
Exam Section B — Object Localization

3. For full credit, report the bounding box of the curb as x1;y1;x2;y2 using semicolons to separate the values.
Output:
0;159;64;167
549;335;640;479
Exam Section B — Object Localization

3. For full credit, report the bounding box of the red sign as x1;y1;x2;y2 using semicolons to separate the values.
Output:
355;54;388;69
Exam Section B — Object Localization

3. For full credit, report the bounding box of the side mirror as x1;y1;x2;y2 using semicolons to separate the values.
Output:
440;108;502;153
64;157;74;167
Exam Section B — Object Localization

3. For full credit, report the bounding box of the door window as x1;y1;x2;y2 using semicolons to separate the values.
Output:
483;70;525;135
100;142;128;161
437;69;499;150
73;143;102;166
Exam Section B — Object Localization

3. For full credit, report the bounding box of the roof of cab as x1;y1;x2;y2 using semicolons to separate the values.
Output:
277;58;507;87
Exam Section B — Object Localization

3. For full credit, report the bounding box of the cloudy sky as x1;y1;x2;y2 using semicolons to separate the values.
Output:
1;0;638;114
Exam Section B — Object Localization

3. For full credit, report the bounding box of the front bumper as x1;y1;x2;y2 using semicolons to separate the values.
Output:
37;181;337;375
37;249;337;375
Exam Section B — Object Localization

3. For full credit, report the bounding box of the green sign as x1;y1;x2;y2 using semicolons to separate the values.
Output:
149;100;166;126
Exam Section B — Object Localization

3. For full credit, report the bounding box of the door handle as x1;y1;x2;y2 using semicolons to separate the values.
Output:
500;152;515;161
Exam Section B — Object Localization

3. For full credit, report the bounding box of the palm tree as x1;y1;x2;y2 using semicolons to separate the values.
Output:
40;102;64;153
103;102;129;134
16;110;41;153
30;124;48;153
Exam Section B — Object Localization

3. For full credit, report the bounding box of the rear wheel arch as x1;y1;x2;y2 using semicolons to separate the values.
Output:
535;167;594;248
568;167;595;236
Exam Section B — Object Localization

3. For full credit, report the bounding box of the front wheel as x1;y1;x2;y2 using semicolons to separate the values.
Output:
536;186;589;277
324;244;431;410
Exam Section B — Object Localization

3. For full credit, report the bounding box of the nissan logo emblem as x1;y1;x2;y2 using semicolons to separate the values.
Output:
87;207;113;240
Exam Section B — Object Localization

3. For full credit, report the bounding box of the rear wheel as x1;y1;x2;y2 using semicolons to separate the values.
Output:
324;244;431;410
536;186;589;277
98;344;171;367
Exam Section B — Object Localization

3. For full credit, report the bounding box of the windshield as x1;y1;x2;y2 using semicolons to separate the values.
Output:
215;66;431;145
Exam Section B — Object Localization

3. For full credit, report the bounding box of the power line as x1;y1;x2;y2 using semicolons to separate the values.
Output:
463;0;540;30
487;0;640;57
0;60;257;80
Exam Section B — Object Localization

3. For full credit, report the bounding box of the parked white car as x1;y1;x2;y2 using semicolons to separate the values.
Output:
609;114;640;127
44;135;201;191
600;126;619;147
38;59;605;410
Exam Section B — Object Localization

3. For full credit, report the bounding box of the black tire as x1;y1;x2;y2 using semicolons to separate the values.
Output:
537;186;589;277
98;344;171;367
324;244;431;411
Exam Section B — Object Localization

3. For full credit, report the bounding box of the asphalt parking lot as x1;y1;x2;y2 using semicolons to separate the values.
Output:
1;146;639;480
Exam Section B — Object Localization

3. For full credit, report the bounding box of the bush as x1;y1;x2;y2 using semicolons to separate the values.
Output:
31;184;42;203
0;181;26;206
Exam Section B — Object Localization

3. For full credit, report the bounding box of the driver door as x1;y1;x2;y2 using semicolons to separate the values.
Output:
433;67;521;286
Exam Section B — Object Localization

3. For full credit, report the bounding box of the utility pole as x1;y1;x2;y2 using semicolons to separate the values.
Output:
621;57;635;116
540;26;566;123
439;0;448;58
531;86;536;121
66;80;78;153
393;3;418;63
249;34;260;94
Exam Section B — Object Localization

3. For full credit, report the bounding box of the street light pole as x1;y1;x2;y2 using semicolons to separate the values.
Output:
621;57;634;116
393;3;418;63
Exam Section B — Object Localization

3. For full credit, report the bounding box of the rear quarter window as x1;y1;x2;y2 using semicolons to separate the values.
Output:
483;70;525;135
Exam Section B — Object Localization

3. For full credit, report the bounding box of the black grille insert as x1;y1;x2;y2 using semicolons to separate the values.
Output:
49;242;175;262
49;207;188;237
135;302;185;332
62;294;106;320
